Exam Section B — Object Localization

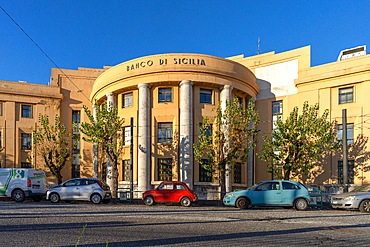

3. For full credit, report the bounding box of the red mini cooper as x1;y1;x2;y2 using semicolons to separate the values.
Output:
142;181;198;207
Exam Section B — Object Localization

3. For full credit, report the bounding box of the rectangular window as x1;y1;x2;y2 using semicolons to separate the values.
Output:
0;131;2;148
122;92;133;108
124;126;131;146
122;160;131;181
233;162;242;184
0;102;2;116
21;133;32;150
158;88;172;103
272;100;283;115
235;96;243;107
338;160;354;184
72;164;80;178
200;89;212;104
339;87;353;104
338;123;354;145
72;110;80;135
272;100;283;131
158;123;173;143
72;110;80;154
199;159;213;182
72;110;80;124
72;138;80;154
200;123;213;144
21;105;32;118
158;158;172;181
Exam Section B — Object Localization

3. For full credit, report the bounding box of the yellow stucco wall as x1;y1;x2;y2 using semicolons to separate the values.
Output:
1;45;370;188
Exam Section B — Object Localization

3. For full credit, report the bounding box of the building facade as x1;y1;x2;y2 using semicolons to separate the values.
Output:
1;45;369;198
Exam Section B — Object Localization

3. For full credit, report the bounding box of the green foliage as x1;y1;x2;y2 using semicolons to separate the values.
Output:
0;141;4;167
194;98;260;194
258;101;340;180
78;101;125;199
32;114;71;184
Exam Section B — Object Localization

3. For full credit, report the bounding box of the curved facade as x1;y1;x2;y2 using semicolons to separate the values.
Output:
91;53;259;196
2;45;370;196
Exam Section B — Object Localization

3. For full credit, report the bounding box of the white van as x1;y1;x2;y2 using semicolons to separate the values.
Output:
0;168;48;202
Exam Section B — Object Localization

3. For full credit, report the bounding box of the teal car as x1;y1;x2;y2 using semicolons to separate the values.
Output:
223;180;310;210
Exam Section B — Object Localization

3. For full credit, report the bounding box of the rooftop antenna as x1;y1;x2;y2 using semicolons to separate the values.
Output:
257;37;261;55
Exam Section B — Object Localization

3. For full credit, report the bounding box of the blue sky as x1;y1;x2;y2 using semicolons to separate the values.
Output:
1;1;369;85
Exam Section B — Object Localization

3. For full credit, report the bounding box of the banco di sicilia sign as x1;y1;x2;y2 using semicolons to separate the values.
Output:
127;57;206;71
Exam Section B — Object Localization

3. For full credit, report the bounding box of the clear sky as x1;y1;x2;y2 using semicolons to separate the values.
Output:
1;1;369;85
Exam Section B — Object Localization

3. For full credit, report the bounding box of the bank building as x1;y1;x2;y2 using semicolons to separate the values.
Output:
0;45;369;199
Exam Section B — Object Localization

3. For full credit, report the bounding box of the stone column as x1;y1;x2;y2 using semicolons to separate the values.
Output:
106;92;116;109
138;83;150;195
220;85;233;193
92;104;98;178
179;80;194;188
106;92;116;193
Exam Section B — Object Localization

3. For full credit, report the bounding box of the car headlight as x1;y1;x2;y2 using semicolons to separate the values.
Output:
344;196;356;201
224;193;234;199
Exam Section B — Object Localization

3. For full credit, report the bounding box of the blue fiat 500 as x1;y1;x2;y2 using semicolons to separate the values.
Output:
223;180;310;210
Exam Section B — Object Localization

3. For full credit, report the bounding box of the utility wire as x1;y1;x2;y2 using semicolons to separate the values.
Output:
0;4;90;101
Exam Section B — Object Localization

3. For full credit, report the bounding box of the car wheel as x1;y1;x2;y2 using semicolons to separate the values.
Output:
91;193;102;204
180;197;192;207
144;196;154;206
236;197;249;209
49;193;60;203
294;198;308;211
11;189;25;202
359;200;370;212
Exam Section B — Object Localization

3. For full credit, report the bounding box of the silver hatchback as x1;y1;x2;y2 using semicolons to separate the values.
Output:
46;178;111;204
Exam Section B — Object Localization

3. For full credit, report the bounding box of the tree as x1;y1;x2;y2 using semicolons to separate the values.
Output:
258;101;340;180
194;98;260;197
0;144;4;167
32;114;71;184
79;102;125;200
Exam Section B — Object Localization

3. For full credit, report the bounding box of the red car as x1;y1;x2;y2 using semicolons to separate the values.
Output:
142;181;198;207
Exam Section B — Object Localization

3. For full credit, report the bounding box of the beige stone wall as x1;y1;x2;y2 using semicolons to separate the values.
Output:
0;80;62;179
234;46;370;185
295;55;370;184
50;67;106;181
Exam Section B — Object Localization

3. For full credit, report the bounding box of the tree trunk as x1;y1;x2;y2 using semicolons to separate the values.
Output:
220;170;226;200
284;169;291;180
57;173;63;184
106;160;114;197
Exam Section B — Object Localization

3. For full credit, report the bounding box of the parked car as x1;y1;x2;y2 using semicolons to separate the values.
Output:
0;168;48;202
331;185;370;213
142;181;198;207
46;178;111;204
223;180;310;210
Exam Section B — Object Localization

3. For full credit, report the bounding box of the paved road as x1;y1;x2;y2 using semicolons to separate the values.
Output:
0;201;369;247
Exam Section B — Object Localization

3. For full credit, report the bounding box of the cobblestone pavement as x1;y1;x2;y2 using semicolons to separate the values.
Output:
0;200;369;246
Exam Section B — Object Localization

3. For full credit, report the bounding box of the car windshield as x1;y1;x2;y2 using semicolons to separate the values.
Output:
352;185;370;192
246;183;260;190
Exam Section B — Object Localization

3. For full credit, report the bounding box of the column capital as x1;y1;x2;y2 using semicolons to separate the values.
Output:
221;85;233;91
138;83;149;89
179;80;193;87
106;92;115;97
